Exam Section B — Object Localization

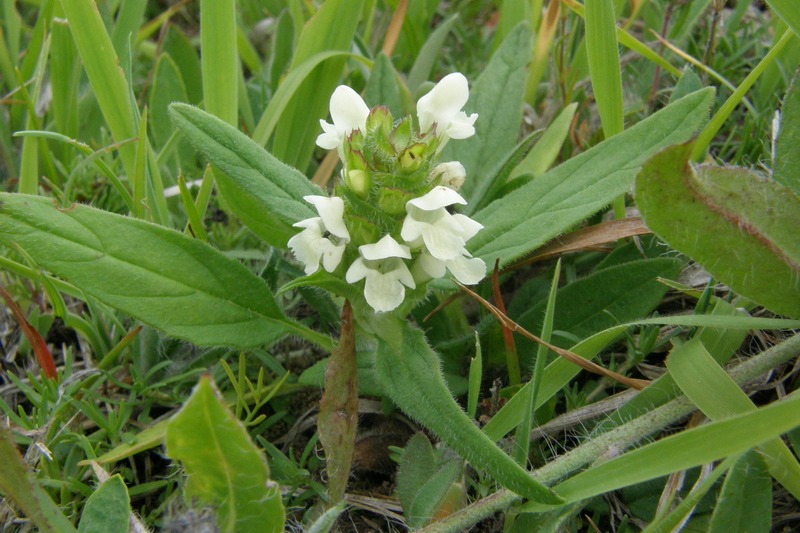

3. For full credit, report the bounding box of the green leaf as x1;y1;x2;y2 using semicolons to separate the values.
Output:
766;0;800;38
667;337;800;499
269;0;365;170
169;103;321;248
0;425;77;533
149;53;188;148
0;193;331;349
510;103;578;180
78;475;131;533
363;53;404;119
90;419;168;465
708;451;772;533
407;14;459;93
635;142;800;318
774;68;800;194
372;316;563;504
166;376;285;533
163;26;202;104
441;23;531;212
396;433;463;529
470;88;715;267
200;0;237;125
585;0;624;138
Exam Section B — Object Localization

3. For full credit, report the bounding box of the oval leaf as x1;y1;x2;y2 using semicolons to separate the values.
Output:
0;193;326;348
635;142;800;318
166;376;285;533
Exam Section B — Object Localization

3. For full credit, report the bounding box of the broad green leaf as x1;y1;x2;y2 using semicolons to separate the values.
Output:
0;426;77;532
585;0;624;138
372;316;562;504
169;103;320;248
636;143;800;318
163;26;202;104
58;0;138;180
166;376;285;533
200;0;237;125
708;451;772;533
523;390;800;510
269;0;364;171
470;88;714;267
774;69;800;194
667;337;800;499
78;475;131;533
442;23;531;212
0;193;331;350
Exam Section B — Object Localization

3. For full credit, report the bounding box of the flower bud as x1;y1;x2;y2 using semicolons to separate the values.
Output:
428;161;466;190
345;169;371;196
390;117;412;150
398;143;427;173
347;214;380;246
378;187;415;216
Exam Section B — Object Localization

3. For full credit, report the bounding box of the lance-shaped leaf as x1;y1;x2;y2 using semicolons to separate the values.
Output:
635;143;800;318
166;376;285;533
469;88;715;267
169;103;320;248
78;475;131;533
372;316;563;504
774;68;800;194
0;193;330;349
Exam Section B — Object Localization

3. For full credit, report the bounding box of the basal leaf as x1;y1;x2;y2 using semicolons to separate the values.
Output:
441;23;531;213
166;376;285;533
636;142;800;318
0;193;329;349
470;88;715;267
78;475;131;533
169;103;320;248
708;451;772;533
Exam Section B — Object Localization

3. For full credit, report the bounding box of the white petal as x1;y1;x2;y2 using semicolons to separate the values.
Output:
329;85;370;135
360;234;411;260
363;271;406;313
445;111;478;140
407;186;467;211
320;242;346;273
287;220;325;275
429;161;466;190
420;223;467;261
345;257;369;283
400;215;427;244
451;214;484;241
316;120;340;150
446;256;486;285
417;73;470;134
387;259;416;289
304;195;350;240
418;253;447;279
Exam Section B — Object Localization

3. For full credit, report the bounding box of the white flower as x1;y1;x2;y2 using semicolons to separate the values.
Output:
401;186;486;284
316;85;370;152
417;73;478;142
401;186;481;260
428;161;466;190
346;235;416;313
288;196;350;275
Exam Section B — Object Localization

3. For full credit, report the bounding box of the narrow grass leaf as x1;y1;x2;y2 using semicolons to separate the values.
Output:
510;103;577;179
766;0;800;38
467;334;482;420
0;193;331;350
470;88;714;267
774;69;800;194
524;392;800;509
373;317;563;504
169;103;320;247
585;0;624;138
667;337;800;499
166;376;285;533
78;475;131;533
708;451;772;533
407;14;459;93
636;142;800;318
200;0;237;125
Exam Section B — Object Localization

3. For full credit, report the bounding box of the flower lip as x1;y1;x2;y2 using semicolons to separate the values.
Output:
407;186;467;211
359;234;411;261
416;73;478;141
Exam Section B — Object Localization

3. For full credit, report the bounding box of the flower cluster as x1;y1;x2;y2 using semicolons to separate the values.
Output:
289;73;486;313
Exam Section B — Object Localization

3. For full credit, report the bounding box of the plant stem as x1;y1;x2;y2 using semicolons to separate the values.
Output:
317;300;358;506
422;332;800;532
